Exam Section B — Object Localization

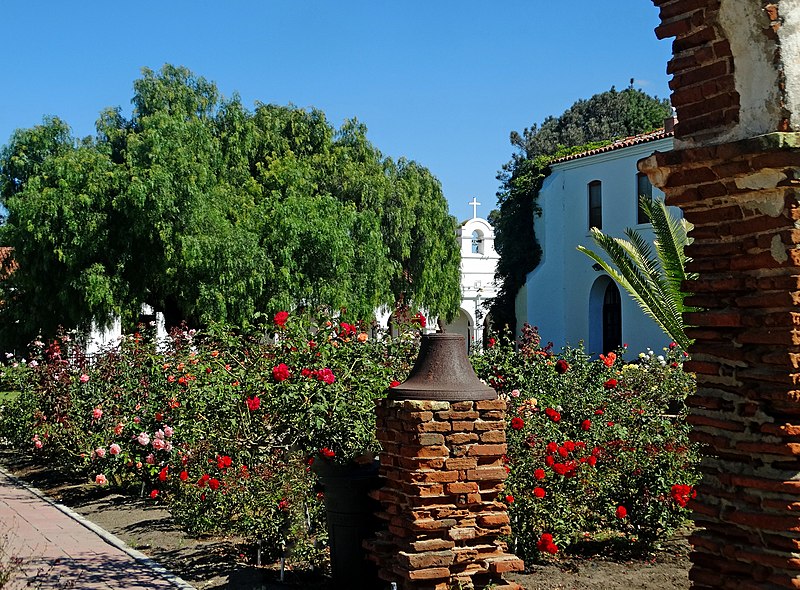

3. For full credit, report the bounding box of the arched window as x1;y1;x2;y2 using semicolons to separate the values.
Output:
588;180;602;230
471;230;484;254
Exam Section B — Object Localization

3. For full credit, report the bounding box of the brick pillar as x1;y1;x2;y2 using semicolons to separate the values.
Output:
645;2;800;586
642;133;800;589
365;334;523;590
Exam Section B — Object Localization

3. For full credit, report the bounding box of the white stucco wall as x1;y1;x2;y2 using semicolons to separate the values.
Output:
519;137;677;356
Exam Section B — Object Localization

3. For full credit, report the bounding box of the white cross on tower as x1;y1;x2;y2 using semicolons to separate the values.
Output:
469;197;481;219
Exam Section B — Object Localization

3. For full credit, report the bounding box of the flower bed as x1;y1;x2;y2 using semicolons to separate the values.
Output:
472;325;698;560
0;315;697;568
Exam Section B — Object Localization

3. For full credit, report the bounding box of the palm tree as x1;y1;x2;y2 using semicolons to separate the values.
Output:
577;197;696;350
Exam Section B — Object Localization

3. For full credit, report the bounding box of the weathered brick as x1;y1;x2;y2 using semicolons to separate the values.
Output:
406;567;451;581
467;444;507;457
446;481;479;494
398;550;455;569
475;398;505;410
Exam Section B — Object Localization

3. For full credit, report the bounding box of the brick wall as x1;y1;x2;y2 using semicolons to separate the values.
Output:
641;131;800;588
366;398;523;590
653;0;739;140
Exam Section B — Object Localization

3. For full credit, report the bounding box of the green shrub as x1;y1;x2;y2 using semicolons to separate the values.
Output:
472;326;699;560
0;314;699;566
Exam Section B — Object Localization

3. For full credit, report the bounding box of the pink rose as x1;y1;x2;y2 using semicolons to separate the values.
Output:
164;441;173;452
145;453;155;465
34;440;43;449
92;407;103;420
109;444;121;455
95;474;107;485
136;432;150;446
80;374;90;384
163;425;173;438
95;447;106;458
154;429;165;440
510;389;520;398
152;438;166;451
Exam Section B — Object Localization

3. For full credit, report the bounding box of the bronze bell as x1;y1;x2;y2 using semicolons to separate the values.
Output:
389;333;496;401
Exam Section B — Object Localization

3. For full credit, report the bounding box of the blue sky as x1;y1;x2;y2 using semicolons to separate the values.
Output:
0;1;672;223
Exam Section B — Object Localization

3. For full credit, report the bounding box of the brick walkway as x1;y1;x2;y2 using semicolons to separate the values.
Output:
0;467;193;590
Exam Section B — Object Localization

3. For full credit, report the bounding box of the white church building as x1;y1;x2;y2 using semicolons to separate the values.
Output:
442;198;500;353
515;125;677;356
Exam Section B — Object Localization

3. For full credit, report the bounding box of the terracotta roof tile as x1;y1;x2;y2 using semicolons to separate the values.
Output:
550;127;674;165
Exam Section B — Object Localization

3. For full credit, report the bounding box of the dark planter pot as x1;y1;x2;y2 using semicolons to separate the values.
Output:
313;458;382;590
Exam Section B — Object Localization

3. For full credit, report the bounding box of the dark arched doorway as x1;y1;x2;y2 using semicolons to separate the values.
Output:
602;281;622;353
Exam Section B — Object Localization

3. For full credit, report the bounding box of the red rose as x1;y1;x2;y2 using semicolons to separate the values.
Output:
246;396;261;411
389;380;401;388
415;313;427;328
488;337;496;348
208;478;221;490
197;474;210;488
179;470;188;482
534;487;546;498
273;363;290;382
216;455;232;469
587;456;597;467
158;467;168;482
505;494;514;503
546;442;558;454
537;533;558;554
320;447;335;458
603;378;617;389
581;419;592;431
316;368;335;385
273;311;289;327
510;417;525;430
555;359;569;374
594;408;604;415
149;489;159;499
599;352;616;367
534;468;546;480
545;455;555;467
616;505;627;519
550;411;561;423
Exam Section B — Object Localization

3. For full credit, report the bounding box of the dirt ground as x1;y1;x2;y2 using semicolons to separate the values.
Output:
0;449;690;590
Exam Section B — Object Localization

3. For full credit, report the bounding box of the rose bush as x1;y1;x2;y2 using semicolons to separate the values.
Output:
0;315;699;568
0;310;420;566
472;326;699;561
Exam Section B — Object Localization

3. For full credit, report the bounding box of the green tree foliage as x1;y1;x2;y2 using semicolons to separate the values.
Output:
491;84;672;331
0;65;461;347
577;197;696;350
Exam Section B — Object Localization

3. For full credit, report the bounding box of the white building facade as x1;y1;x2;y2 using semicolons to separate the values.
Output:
442;199;500;353
516;129;676;356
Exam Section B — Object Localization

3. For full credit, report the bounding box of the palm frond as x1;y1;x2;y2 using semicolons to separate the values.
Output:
577;200;694;350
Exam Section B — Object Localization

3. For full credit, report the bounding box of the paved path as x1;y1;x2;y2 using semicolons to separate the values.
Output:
0;467;193;590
